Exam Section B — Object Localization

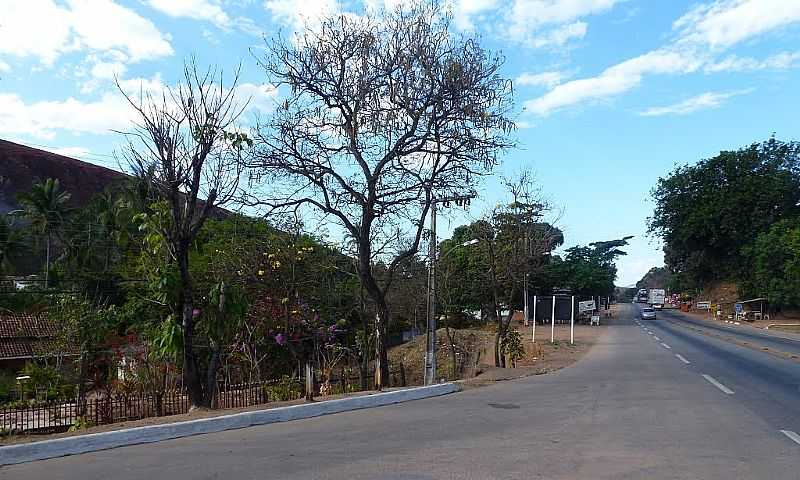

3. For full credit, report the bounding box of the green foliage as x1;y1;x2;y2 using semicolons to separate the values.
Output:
264;375;303;402
0;372;15;403
0;215;26;275
741;219;800;307
649;137;800;287
547;237;632;297
15;178;72;236
68;417;94;432
500;329;525;366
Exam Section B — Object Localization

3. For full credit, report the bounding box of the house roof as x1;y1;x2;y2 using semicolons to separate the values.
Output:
0;312;58;338
0;312;60;361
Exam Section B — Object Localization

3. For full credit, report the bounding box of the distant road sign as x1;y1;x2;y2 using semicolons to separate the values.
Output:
578;300;595;313
696;301;711;310
735;303;743;313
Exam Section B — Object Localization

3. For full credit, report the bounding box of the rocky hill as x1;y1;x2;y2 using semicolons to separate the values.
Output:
0;140;126;215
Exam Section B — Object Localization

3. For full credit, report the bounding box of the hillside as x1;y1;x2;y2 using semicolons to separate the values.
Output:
636;267;672;290
0;140;126;215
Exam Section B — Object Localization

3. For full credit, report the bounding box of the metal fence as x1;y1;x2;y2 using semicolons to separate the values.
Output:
0;369;406;435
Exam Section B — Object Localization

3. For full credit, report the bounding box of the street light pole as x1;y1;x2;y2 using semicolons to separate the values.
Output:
424;193;477;386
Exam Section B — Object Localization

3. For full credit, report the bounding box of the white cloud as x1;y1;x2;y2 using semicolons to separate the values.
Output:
529;21;587;47
0;60;9;73
524;0;800;116
639;89;753;117
0;92;134;140
0;74;277;140
91;61;127;80
450;0;499;30
0;0;173;66
526;48;703;115
505;0;621;47
705;51;800;72
673;0;800;50
49;146;92;158
515;70;569;88
146;0;231;28
236;83;280;114
264;0;340;29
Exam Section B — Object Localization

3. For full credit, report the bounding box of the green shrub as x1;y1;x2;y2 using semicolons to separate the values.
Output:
264;376;302;402
500;330;526;367
0;372;15;403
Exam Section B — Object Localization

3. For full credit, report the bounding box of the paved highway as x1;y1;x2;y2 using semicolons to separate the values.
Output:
3;304;799;479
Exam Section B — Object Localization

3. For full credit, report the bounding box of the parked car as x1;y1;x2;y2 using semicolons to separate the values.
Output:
641;307;656;320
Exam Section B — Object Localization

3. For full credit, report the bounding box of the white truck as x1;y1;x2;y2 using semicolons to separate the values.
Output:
648;289;666;310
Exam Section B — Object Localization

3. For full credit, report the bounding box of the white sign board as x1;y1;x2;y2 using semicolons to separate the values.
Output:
578;300;595;313
696;301;711;310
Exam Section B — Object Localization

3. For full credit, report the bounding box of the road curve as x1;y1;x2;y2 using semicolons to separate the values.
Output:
3;304;799;480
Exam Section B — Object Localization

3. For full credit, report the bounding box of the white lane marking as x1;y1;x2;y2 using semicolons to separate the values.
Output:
780;430;800;446
661;342;671;349
654;336;661;341
702;374;734;395
648;331;654;335
675;354;690;364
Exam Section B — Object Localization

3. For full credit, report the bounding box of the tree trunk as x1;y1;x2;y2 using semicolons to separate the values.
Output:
442;312;457;379
373;298;391;389
76;349;88;417
178;247;204;408
206;346;221;409
357;256;390;390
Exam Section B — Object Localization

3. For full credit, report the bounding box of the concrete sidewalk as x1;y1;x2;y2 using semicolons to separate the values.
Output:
0;383;459;466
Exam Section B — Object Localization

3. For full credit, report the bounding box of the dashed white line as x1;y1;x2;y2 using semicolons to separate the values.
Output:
675;354;690;364
660;342;671;349
702;374;735;395
654;336;661;341
780;430;800;446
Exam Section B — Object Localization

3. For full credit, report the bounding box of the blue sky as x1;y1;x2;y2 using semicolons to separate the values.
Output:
1;0;799;286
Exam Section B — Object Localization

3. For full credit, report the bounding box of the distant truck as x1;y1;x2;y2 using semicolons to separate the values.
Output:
648;289;666;310
637;289;649;303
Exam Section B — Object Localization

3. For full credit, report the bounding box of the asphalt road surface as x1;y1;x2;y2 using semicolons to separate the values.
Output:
3;304;799;479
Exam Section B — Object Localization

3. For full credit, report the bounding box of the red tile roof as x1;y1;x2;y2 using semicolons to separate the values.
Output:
0;312;60;360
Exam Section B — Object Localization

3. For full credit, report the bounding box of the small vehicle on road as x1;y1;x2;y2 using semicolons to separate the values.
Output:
641;307;656;320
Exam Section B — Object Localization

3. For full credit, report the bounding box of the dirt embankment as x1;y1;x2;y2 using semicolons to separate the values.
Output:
389;313;610;388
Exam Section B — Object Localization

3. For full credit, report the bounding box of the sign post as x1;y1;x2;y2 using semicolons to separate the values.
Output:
551;295;556;344
532;295;537;343
570;295;575;345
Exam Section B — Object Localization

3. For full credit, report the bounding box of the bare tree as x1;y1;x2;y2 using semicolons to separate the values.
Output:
250;3;514;389
118;60;250;408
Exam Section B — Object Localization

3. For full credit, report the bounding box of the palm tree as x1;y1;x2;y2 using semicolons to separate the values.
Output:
16;178;71;288
0;215;24;276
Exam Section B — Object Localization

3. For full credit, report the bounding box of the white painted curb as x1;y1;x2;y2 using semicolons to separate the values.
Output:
0;383;459;466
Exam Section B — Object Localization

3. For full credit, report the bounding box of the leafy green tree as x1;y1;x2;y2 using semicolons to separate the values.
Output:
58;187;138;301
439;173;562;367
50;295;117;415
16;178;71;288
741;219;800;308
649;137;800;288
547;237;632;297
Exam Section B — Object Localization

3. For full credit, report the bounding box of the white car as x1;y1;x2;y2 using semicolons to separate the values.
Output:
641;307;656;320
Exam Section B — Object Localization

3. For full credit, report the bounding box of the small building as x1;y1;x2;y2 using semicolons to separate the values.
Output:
0;312;60;372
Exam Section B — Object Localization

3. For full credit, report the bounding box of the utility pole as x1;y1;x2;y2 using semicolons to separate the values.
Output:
523;273;529;327
424;203;438;386
424;193;476;386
